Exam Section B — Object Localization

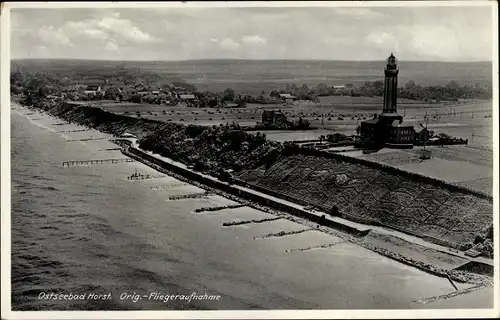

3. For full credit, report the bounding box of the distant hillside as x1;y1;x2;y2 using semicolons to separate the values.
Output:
12;59;492;95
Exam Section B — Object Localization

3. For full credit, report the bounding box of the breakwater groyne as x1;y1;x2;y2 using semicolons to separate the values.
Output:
119;140;371;237
62;158;135;167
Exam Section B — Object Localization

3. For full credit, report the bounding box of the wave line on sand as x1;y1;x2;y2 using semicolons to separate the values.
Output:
411;283;489;305
285;241;347;253
222;216;283;226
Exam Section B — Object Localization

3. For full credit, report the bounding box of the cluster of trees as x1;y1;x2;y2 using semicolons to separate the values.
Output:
239;94;279;105
289;117;312;130
138;122;284;175
269;84;319;102
172;81;197;92
470;225;493;258
309;83;354;97
103;87;124;101
324;133;348;143
398;80;492;101
222;88;235;101
10;70;65;106
209;88;277;105
358;81;384;97
192;89;272;107
268;83;357;101
127;93;175;105
358;80;492;101
265;80;492;102
194;89;242;107
253;116;312;131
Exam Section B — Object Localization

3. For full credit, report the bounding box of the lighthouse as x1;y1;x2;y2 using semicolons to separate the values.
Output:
359;53;415;149
383;53;398;114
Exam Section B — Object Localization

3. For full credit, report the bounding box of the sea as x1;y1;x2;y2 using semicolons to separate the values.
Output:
9;104;491;310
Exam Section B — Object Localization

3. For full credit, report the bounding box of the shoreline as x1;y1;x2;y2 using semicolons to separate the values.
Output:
11;102;493;291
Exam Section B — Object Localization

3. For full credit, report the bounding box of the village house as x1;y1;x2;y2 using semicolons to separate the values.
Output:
137;89;150;96
46;94;64;102
120;86;135;97
101;86;123;101
262;110;289;127
279;93;296;104
224;101;247;108
332;85;350;95
179;94;197;101
62;84;84;94
133;83;148;91
118;131;138;139
173;86;189;95
84;85;101;96
178;94;198;107
279;93;295;98
225;102;239;108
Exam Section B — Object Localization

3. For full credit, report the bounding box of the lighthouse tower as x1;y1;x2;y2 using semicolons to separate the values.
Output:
359;53;415;148
383;53;398;114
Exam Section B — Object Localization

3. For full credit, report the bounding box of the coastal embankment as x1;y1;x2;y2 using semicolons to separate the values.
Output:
20;100;493;258
236;151;493;252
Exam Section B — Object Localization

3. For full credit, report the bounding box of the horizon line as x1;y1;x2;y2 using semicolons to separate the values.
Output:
10;57;493;64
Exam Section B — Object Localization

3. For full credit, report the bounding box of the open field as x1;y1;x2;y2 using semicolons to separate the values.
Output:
342;145;493;195
94;97;492;147
88;97;493;194
95;96;492;120
15;57;493;147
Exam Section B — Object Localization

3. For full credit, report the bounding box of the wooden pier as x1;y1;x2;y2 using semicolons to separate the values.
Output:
62;158;135;167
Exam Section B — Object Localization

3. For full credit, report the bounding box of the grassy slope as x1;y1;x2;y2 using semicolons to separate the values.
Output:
44;100;284;175
236;153;493;250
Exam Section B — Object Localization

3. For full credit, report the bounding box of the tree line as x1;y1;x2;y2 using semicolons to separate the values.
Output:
358;80;492;101
139;122;284;175
11;68;493;109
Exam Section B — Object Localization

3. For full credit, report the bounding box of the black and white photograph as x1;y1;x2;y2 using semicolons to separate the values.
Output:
1;1;498;319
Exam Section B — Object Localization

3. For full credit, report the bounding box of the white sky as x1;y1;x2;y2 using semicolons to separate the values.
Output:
10;6;494;61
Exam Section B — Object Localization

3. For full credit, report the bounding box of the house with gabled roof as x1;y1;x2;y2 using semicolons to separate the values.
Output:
84;85;101;95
